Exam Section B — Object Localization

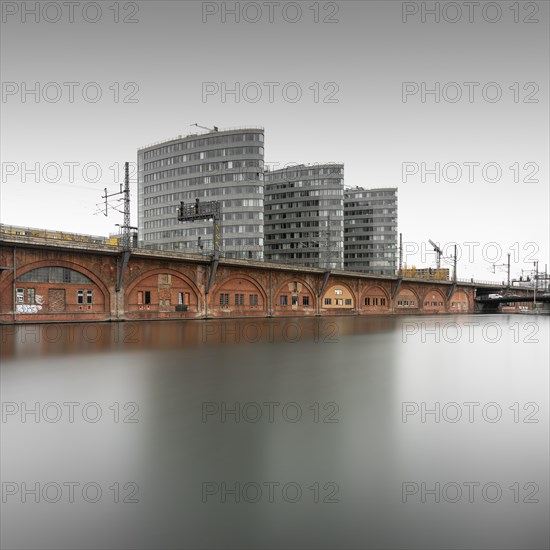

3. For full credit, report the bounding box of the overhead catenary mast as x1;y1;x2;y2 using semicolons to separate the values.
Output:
100;161;136;249
99;161;136;293
492;253;511;287
121;162;132;250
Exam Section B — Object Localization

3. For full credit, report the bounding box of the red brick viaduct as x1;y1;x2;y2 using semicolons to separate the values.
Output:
1;235;505;324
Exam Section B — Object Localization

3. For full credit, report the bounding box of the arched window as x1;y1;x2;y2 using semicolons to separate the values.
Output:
18;267;93;284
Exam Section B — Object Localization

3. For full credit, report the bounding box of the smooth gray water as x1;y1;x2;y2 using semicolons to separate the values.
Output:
1;315;548;549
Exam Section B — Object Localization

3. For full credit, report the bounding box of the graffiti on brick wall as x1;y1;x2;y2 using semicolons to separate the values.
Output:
15;295;44;314
16;304;42;314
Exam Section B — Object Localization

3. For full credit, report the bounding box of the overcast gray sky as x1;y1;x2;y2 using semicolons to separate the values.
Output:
1;0;548;280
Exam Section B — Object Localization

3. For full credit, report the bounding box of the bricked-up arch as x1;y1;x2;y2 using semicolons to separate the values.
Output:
395;287;420;310
449;289;470;312
1;259;110;314
274;278;317;313
9;260;110;298
125;268;201;314
360;285;390;312
321;282;355;310
422;288;447;312
210;273;267;316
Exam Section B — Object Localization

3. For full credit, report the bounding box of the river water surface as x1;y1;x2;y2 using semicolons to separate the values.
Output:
1;314;548;549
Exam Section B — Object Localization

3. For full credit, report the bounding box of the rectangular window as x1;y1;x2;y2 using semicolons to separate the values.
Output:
324;298;332;305
77;290;84;304
280;295;288;306
365;297;370;306
292;295;298;306
178;292;184;305
249;294;258;306
27;288;35;304
63;269;71;283
235;294;244;306
345;298;352;306
86;290;93;304
137;291;143;305
144;291;151;305
16;288;24;304
381;298;386;306
334;289;343;295
302;296;309;306
336;299;343;306
373;298;378;306
220;293;230;306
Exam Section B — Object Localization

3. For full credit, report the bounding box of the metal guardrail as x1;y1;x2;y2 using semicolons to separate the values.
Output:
138;126;265;150
456;277;504;286
475;295;550;302
457;278;542;290
1;224;547;289
266;162;345;170
0;224;116;247
0;224;263;260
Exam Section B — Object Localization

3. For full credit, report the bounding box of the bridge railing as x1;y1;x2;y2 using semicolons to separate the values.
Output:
455;277;542;290
0;224;117;247
2;225;548;288
0;224;266;260
455;277;501;285
138;126;265;150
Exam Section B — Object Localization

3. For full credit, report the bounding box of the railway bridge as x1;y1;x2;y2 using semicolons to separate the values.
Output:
0;229;538;323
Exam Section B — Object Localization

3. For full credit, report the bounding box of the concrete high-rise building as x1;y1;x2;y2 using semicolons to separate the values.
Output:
344;187;398;275
138;127;265;259
264;164;344;269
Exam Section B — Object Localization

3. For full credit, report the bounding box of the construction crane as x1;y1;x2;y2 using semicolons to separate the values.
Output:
428;239;443;269
191;123;218;132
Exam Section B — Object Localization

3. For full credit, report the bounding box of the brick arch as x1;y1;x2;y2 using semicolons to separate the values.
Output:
125;267;200;298
274;277;317;310
2;259;110;303
328;280;356;295
422;287;447;312
395;286;421;309
321;280;356;309
360;284;390;311
124;268;203;317
210;272;268;313
449;289;470;312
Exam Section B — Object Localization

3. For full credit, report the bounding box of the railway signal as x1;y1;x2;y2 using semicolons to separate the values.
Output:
177;199;222;259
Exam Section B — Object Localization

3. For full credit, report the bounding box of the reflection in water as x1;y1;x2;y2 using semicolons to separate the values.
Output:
0;316;397;359
1;315;548;549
